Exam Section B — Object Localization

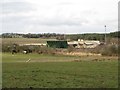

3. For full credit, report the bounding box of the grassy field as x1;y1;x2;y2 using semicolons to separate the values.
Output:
1;38;56;44
2;53;118;88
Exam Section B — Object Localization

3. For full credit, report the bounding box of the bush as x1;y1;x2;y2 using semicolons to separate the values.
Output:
2;43;19;52
67;45;74;53
100;45;118;56
38;47;56;55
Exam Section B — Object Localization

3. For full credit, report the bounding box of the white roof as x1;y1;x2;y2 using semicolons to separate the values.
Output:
19;43;46;46
68;41;78;44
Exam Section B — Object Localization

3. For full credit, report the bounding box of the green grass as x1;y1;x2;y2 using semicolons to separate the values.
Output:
2;53;118;88
2;53;81;63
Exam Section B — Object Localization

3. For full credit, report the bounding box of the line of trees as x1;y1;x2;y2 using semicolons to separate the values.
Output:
1;31;120;41
1;33;64;39
66;34;105;41
66;31;120;41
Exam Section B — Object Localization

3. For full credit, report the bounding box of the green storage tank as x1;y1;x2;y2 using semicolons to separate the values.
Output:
47;41;68;48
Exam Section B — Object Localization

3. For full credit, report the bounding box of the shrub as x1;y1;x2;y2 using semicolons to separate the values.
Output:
2;43;20;52
38;46;56;55
100;45;118;56
67;45;74;53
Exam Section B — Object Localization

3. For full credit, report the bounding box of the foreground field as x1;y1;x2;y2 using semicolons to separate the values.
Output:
2;53;118;88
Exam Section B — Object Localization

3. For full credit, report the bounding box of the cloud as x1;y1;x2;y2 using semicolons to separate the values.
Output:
58;2;74;6
2;15;88;33
29;17;88;26
2;16;29;33
1;0;118;34
1;1;34;14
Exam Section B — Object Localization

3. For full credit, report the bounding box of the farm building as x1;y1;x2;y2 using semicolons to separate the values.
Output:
18;39;100;49
19;43;46;46
47;41;68;48
68;39;101;48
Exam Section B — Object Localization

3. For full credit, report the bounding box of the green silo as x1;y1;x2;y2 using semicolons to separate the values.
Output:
47;41;68;48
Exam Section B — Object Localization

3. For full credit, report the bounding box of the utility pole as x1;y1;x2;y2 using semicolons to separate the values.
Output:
64;34;66;40
104;25;107;44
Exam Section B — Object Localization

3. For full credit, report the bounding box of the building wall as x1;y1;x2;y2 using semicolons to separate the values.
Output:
47;41;68;48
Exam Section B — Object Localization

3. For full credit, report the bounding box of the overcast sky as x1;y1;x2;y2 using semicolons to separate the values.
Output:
1;0;119;34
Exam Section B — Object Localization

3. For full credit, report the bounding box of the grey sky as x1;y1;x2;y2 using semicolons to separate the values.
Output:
1;0;119;34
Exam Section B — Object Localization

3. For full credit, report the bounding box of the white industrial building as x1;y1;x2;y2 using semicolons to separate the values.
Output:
67;39;101;48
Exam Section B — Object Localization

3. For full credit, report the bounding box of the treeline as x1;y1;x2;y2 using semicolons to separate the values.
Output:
1;33;64;39
1;31;120;41
66;34;105;41
66;31;120;41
